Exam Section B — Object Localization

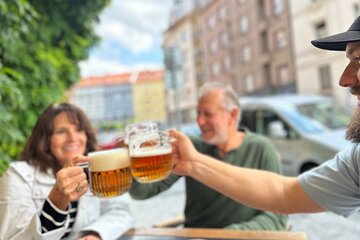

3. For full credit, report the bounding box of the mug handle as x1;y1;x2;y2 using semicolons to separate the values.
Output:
77;162;90;182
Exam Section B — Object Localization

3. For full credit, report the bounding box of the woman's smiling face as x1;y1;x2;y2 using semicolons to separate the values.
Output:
50;112;87;166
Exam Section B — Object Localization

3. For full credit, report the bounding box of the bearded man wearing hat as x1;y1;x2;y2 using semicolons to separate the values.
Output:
168;16;360;217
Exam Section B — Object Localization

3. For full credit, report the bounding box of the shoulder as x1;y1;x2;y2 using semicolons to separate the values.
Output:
3;161;35;182
243;130;273;146
190;137;208;149
338;143;360;167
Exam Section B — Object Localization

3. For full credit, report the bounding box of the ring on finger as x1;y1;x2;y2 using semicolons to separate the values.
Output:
76;183;85;193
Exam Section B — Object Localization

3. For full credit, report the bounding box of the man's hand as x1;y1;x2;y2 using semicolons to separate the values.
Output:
169;129;201;176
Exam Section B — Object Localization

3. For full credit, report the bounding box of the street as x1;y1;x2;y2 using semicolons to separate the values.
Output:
128;178;360;240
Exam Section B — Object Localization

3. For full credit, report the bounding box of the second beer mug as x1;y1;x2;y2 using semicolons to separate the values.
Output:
87;148;132;198
128;130;174;183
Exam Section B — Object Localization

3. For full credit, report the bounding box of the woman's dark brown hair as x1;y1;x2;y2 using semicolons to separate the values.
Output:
21;103;98;174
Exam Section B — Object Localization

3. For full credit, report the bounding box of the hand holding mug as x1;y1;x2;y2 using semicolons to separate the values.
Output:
49;155;89;210
169;129;201;176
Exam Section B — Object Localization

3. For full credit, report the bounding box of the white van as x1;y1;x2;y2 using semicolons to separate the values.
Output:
239;94;354;176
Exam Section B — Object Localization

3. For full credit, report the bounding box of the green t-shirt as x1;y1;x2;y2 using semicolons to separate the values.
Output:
129;130;287;230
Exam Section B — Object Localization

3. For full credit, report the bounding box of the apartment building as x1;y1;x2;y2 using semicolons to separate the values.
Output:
164;0;296;126
163;14;199;125
199;0;296;95
70;70;166;125
132;70;167;123
289;0;360;107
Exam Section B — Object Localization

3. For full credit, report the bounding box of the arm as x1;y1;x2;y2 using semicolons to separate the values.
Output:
170;129;324;214
0;164;70;240
0;157;89;240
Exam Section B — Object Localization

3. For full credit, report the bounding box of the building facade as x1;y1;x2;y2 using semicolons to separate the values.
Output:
164;0;297;126
70;70;166;125
289;0;360;107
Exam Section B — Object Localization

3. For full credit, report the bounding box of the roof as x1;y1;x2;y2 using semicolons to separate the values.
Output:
76;70;164;87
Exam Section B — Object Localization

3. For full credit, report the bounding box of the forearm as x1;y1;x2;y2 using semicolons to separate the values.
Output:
189;153;323;214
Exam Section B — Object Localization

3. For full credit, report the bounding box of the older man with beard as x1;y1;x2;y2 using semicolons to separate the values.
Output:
168;16;360;218
129;82;287;230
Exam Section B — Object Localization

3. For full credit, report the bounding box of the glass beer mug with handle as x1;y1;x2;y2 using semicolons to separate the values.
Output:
128;129;174;183
82;148;132;198
124;121;159;146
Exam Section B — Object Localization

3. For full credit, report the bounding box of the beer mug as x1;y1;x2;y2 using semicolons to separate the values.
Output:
128;130;174;183
85;148;132;198
124;121;159;145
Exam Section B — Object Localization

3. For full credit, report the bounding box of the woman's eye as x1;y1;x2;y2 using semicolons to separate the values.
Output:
54;129;65;134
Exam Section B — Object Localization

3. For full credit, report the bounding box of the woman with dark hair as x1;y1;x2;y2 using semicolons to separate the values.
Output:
0;103;133;240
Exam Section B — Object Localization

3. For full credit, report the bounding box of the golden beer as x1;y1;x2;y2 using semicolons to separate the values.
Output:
130;148;174;183
88;148;132;198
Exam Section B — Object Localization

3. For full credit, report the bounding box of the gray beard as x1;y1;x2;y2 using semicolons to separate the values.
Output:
346;108;360;143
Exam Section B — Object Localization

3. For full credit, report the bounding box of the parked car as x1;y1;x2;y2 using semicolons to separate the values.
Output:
97;131;125;149
179;122;201;138
239;94;354;176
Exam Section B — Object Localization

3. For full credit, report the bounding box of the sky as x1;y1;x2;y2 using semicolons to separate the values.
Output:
79;0;174;77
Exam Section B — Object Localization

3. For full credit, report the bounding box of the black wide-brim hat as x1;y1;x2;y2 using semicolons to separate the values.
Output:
311;16;360;51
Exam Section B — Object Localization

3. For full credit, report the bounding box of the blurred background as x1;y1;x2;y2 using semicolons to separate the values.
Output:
1;1;360;239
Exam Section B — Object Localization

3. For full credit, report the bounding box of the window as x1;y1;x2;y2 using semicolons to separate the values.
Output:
220;31;228;46
258;0;266;19
239;15;249;34
181;31;188;42
242;45;252;63
277;64;289;84
208;15;216;29
210;37;218;54
212;62;220;77
274;30;287;49
319;65;332;91
273;0;283;16
261;30;268;52
245;74;254;92
314;21;327;38
223;56;231;72
219;6;227;21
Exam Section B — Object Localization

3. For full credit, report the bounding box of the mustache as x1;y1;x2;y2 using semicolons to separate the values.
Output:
350;86;360;95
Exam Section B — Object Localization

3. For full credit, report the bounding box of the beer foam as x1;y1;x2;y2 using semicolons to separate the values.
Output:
88;148;130;171
130;147;172;158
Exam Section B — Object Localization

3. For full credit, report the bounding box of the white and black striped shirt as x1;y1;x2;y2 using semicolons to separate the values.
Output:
40;198;78;239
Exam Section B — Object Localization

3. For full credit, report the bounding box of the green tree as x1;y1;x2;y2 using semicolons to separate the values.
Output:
0;0;110;175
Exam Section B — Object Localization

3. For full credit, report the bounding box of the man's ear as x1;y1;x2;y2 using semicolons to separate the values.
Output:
230;108;239;124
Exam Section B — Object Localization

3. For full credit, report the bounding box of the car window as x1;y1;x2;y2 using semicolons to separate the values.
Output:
296;101;351;129
281;108;325;133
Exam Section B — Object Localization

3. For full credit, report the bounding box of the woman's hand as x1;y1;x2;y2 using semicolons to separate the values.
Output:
48;155;89;210
169;129;200;176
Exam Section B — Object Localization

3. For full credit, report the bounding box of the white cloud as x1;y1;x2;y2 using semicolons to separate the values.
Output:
80;0;173;77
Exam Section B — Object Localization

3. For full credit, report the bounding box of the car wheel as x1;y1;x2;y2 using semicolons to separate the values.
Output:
300;163;318;173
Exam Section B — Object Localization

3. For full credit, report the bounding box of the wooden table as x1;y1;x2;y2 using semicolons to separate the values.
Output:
119;228;308;240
